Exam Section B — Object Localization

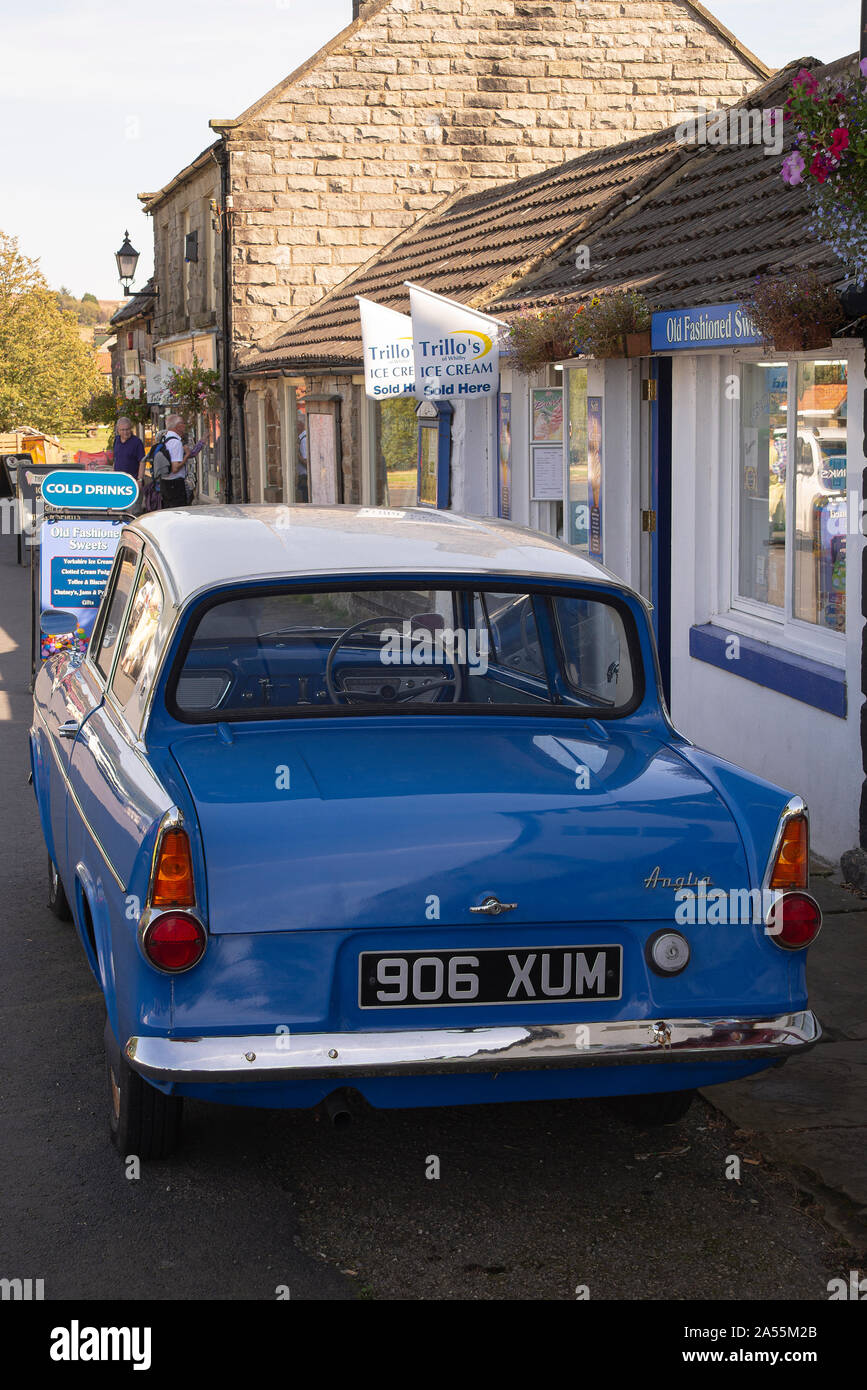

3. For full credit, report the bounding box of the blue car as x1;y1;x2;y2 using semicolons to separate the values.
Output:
31;505;821;1157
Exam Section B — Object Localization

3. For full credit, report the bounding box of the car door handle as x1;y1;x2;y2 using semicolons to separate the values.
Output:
58;720;80;740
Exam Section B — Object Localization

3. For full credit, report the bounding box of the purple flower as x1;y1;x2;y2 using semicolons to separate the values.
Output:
781;151;806;185
860;57;867;78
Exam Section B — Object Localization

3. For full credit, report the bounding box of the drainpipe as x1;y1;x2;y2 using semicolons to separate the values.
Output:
216;142;234;504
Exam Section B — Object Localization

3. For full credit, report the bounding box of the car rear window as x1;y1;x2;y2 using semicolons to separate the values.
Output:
169;584;641;720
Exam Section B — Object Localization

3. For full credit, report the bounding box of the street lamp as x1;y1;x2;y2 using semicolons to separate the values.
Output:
115;231;140;296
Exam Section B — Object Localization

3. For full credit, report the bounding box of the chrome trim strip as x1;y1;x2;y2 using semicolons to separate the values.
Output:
34;705;126;893
762;795;808;891
126;1010;821;1084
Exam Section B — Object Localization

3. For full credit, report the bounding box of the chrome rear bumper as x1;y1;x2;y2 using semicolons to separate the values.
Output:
126;1010;820;1084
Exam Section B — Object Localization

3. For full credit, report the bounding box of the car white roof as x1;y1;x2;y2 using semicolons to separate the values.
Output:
130;504;624;604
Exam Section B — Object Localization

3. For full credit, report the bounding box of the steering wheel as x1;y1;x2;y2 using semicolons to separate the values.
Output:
324;617;460;706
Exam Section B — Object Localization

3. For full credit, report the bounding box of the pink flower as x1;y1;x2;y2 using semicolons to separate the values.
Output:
861;57;867;78
781;151;806;185
793;67;819;96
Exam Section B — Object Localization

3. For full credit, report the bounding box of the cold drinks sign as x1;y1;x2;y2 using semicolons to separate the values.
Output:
37;471;137;662
651;303;763;351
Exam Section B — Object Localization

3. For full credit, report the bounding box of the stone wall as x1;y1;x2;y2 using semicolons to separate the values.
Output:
149;158;222;342
225;0;765;345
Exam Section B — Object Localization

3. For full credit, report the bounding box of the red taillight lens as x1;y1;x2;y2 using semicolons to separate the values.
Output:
765;891;822;950
152;828;196;907
143;912;206;971
769;814;808;890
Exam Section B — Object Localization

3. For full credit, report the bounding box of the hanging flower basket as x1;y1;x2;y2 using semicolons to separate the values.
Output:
165;356;222;420
625;330;652;357
576;291;652;359
506;304;586;374
743;272;844;354
781;60;867;281
772;326;833;352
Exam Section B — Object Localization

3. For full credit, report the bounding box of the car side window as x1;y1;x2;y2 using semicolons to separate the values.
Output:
93;547;138;682
474;592;545;680
111;563;163;710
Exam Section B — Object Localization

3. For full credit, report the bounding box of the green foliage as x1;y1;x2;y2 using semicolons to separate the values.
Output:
0;231;103;434
56;286;101;326
507;304;585;374
574;290;651;358
83;389;151;437
379;396;417;471
744;272;844;349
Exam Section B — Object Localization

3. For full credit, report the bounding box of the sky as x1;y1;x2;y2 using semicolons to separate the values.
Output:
0;0;860;301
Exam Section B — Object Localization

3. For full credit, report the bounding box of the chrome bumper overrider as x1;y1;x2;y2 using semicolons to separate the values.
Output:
125;1011;820;1084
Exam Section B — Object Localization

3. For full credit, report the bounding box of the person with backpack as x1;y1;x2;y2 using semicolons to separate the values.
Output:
158;414;190;508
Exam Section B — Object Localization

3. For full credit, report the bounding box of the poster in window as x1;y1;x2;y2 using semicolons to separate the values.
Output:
531;445;563;501
307;413;338;505
531;388;563;444
587;396;603;559
498;393;511;519
418;425;439;506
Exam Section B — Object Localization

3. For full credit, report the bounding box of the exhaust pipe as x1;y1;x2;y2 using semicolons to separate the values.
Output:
322;1089;353;1129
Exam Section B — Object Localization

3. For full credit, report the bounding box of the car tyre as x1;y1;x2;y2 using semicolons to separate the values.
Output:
47;855;73;921
615;1088;696;1128
107;1048;183;1160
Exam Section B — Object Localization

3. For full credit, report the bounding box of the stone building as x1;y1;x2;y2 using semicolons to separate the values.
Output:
138;147;225;498
143;0;769;498
108;278;157;413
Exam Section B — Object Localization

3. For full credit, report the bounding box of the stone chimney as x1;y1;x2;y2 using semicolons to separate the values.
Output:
352;1;377;20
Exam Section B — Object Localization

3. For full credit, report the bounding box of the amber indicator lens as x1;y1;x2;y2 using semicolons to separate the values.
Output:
769;815;808;890
152;828;195;906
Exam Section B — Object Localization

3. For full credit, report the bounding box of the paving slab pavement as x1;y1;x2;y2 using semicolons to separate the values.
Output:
704;879;867;1251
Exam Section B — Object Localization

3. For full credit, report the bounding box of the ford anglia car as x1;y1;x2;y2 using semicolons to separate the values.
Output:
31;506;821;1157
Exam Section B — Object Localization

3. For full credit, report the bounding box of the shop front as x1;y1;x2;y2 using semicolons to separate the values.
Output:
655;310;862;861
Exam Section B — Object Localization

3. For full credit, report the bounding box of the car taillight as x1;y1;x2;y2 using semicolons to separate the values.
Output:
768;814;808;890
765;891;822;950
152;828;196;907
143;912;206;971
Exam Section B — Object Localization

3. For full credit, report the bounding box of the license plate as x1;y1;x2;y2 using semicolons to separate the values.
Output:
358;945;622;1009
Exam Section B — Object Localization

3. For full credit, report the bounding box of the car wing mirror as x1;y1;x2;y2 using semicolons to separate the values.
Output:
40;609;79;636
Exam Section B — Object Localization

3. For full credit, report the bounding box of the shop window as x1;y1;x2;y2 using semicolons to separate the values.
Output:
263;392;282;504
736;360;846;635
793;362;847;632
372;397;418;506
295;387;309;503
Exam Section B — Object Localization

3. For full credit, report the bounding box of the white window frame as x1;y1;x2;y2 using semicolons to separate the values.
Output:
715;348;848;668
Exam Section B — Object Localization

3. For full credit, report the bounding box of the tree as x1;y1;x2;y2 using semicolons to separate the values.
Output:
0;231;102;433
379;396;418;473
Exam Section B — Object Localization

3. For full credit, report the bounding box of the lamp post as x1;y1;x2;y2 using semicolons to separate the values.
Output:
862;0;867;61
115;231;140;296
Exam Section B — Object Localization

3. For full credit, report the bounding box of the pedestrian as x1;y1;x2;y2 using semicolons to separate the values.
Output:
159;414;190;509
112;417;145;481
